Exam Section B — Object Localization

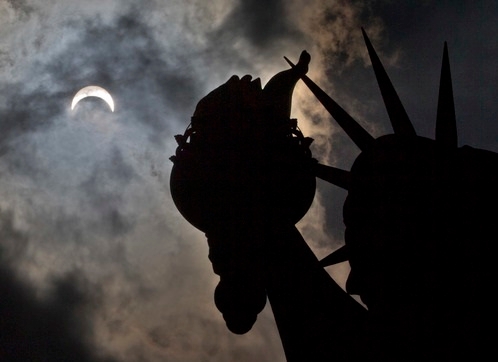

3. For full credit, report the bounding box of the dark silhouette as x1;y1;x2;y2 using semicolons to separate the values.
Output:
170;29;497;360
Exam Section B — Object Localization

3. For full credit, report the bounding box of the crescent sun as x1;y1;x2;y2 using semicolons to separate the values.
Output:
71;85;115;112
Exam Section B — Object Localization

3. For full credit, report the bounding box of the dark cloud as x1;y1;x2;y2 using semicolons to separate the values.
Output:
0;85;67;153
215;0;301;48
0;210;113;361
0;209;29;262
0;264;114;362
4;0;34;20
80;147;137;237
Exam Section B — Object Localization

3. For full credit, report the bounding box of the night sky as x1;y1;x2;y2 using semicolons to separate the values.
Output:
1;1;497;361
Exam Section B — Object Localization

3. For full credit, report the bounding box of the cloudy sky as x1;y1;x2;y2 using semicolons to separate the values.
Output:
1;0;496;360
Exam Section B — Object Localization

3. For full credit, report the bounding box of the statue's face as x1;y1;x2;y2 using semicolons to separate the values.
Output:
343;135;443;311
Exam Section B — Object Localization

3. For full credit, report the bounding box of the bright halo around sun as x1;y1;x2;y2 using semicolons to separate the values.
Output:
71;85;115;112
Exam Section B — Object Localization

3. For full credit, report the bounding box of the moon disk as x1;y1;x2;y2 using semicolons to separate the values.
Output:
71;85;115;112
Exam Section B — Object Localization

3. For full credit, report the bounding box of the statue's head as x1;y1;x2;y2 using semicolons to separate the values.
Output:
344;134;448;310
304;31;457;305
315;33;498;350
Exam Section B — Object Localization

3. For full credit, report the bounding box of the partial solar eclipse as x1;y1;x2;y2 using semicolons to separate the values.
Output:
71;85;115;112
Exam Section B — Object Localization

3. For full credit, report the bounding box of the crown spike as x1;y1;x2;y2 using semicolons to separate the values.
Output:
314;163;351;190
284;56;374;151
361;28;416;137
436;42;457;148
319;245;349;267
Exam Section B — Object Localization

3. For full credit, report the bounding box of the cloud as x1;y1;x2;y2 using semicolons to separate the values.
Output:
79;147;137;237
0;1;379;360
213;0;301;49
1;0;497;361
0;211;114;361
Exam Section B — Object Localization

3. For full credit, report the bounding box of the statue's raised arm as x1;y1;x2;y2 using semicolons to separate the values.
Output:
170;50;366;361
